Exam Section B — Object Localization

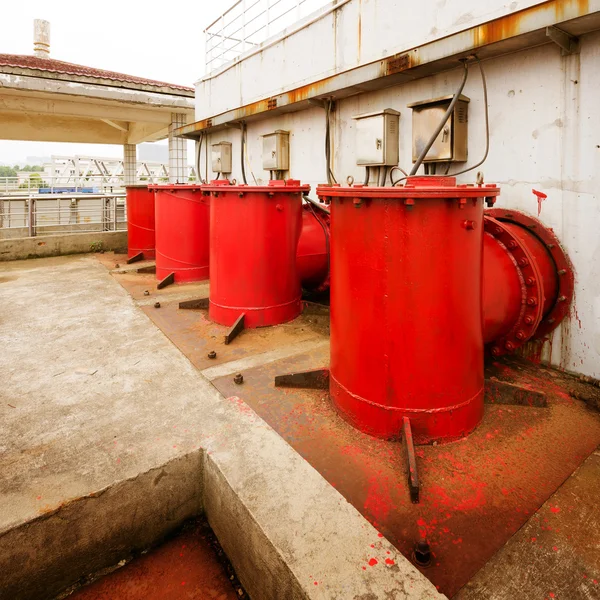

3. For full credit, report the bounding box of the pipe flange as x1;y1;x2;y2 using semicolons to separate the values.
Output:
487;209;574;338
484;216;545;357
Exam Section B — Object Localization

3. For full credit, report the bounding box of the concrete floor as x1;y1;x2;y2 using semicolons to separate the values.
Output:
0;254;442;600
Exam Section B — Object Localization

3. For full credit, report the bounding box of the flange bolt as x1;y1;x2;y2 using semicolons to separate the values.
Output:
154;302;161;309
234;373;244;385
413;540;431;567
144;290;150;296
208;350;217;359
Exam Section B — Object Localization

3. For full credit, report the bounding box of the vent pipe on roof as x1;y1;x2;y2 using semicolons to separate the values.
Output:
33;19;50;58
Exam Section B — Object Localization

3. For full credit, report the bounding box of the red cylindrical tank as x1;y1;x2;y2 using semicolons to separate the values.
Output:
151;184;210;283
204;179;310;328
317;177;500;444
126;185;155;260
294;203;573;355
297;203;330;292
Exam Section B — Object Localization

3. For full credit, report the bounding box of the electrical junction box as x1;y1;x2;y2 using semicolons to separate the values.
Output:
262;130;290;171
211;142;232;173
352;109;400;166
408;94;469;163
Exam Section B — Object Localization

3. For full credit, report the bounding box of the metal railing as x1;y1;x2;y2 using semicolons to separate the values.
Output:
0;194;126;239
0;170;198;195
205;0;330;73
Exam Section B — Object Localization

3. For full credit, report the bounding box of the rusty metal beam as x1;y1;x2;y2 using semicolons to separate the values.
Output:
176;0;600;138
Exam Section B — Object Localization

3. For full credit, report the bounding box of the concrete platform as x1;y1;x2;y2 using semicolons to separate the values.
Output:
0;255;442;600
99;252;600;599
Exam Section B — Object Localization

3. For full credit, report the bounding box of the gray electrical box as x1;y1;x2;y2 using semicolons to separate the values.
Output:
352;109;400;166
211;142;232;173
408;94;469;163
262;130;290;171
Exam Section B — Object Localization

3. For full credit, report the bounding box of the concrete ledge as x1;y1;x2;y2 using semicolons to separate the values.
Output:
203;396;445;600
0;453;204;600
0;231;127;261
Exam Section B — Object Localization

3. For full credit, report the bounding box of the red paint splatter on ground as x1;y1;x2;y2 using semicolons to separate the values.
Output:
549;593;555;598
368;558;378;566
552;546;558;552
377;532;384;537
314;581;318;585
385;558;395;565
550;506;561;513
531;537;537;542
362;566;367;571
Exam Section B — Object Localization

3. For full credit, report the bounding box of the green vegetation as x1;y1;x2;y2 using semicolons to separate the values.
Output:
19;173;48;189
0;166;17;177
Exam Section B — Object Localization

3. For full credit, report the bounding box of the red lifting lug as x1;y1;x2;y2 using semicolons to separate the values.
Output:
353;198;363;208
463;220;477;230
404;198;415;208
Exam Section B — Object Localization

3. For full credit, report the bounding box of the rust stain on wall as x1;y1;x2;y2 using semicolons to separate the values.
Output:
177;0;594;138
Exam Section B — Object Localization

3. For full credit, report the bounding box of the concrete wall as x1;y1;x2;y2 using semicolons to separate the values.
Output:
196;0;549;118
195;1;600;378
0;230;127;261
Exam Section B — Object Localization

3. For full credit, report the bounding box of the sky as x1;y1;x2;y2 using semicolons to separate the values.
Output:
0;0;225;165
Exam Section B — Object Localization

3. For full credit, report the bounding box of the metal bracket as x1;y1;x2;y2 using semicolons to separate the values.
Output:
179;297;209;310
484;377;548;408
126;252;144;264
274;368;330;389
402;417;420;504
137;265;156;274
224;313;245;345
157;272;175;289
546;26;579;55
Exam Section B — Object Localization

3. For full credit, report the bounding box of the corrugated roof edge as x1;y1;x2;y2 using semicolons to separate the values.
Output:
0;54;194;96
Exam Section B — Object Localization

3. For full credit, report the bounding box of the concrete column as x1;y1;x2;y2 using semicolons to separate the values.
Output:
123;144;137;186
169;113;187;183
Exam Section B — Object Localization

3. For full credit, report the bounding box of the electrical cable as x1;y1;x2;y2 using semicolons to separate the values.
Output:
325;99;338;185
240;123;248;184
389;166;408;186
196;132;206;184
409;61;469;176
448;56;490;177
205;133;209;183
303;194;331;214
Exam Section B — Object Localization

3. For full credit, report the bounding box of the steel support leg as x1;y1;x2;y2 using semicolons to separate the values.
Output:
484;377;547;408
274;368;330;389
402;417;420;504
179;297;209;310
137;265;156;274
224;313;245;345
126;252;144;264
157;272;175;289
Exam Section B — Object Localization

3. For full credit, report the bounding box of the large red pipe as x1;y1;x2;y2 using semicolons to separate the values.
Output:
297;203;330;292
297;203;574;354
